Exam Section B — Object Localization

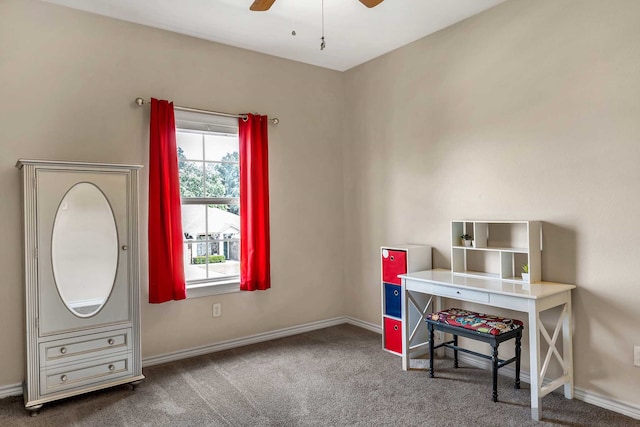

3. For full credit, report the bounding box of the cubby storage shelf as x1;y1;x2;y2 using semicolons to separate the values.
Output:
380;244;431;356
451;220;541;284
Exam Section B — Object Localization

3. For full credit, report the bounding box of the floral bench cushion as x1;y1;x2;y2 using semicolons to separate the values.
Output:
429;308;523;336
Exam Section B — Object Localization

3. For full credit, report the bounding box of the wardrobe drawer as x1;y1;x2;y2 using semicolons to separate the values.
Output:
40;328;131;367
40;353;132;395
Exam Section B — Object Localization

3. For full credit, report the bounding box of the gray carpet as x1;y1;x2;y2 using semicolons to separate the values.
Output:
0;324;637;426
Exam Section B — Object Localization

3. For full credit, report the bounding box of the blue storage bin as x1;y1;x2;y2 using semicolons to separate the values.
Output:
384;283;402;318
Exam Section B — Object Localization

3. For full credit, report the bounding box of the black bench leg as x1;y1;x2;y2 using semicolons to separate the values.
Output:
515;333;521;389
453;334;459;368
492;343;499;402
428;323;435;378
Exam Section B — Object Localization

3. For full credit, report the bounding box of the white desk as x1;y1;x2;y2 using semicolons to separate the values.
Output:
399;269;576;421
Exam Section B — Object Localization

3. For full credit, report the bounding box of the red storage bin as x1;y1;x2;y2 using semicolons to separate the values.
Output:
382;249;407;285
383;317;402;354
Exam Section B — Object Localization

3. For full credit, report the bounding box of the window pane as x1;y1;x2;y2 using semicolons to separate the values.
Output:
182;204;240;282
205;163;239;199
204;250;240;279
183;243;208;282
204;134;239;162
179;161;205;198
177;132;204;161
206;205;240;238
203;163;223;198
181;205;206;242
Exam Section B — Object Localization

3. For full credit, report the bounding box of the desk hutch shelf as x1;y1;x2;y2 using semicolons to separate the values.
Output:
451;220;541;284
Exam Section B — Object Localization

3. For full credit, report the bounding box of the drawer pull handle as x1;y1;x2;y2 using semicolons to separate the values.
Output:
390;256;395;261
393;325;399;331
122;245;128;251
60;375;67;382
60;347;67;354
108;338;115;345
393;290;399;297
456;291;461;294
108;364;115;371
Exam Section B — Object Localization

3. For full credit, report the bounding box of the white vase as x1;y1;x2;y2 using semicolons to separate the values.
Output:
463;240;472;247
522;273;530;282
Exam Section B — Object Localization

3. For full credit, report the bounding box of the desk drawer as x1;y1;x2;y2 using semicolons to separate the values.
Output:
40;353;132;396
40;328;131;367
430;284;490;304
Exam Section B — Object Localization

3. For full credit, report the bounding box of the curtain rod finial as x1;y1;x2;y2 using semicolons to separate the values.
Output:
135;97;145;106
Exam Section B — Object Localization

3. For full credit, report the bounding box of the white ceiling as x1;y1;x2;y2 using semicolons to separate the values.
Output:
42;0;506;71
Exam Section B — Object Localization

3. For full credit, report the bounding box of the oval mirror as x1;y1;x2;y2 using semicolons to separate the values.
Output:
51;183;118;318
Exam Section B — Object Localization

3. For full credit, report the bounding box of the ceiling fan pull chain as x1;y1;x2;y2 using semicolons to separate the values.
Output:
291;0;297;36
320;0;326;50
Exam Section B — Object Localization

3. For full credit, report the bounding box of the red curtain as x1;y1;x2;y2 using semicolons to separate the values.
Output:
148;98;187;303
239;114;271;291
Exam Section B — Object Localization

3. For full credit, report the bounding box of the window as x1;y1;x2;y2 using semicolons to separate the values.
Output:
175;110;240;296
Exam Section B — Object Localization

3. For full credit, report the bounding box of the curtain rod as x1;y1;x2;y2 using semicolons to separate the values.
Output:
134;97;279;125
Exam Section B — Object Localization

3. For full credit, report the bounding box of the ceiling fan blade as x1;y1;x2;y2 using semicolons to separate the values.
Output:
250;0;276;11
359;0;384;7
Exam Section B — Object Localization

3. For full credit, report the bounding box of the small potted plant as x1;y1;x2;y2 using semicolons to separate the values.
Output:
460;234;472;247
521;264;529;282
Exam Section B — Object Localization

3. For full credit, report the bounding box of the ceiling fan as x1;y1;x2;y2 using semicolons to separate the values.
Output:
250;0;384;11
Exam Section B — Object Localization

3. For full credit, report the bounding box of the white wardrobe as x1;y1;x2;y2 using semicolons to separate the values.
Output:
17;160;144;414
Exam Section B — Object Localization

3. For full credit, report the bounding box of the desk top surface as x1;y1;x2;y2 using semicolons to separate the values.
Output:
400;269;576;300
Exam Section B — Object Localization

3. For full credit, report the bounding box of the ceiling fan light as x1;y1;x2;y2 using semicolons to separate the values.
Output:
359;0;384;8
250;0;385;12
250;0;276;11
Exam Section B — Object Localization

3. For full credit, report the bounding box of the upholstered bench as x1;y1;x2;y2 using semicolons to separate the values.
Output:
425;308;523;402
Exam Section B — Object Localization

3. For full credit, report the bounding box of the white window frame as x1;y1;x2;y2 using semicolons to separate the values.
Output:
175;110;241;298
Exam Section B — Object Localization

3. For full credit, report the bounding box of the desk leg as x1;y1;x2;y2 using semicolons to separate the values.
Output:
563;297;574;399
401;286;434;370
434;296;443;358
528;308;542;421
401;282;409;371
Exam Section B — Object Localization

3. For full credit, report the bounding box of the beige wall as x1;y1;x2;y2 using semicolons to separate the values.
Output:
344;0;640;408
0;0;345;386
2;0;639;414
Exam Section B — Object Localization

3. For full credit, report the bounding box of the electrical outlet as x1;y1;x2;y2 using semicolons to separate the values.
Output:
634;346;640;367
212;303;222;318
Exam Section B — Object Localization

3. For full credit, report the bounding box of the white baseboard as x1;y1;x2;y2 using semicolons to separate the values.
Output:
343;316;382;334
573;387;640;421
0;382;22;399
2;318;638;420
453;352;640;420
142;316;353;367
